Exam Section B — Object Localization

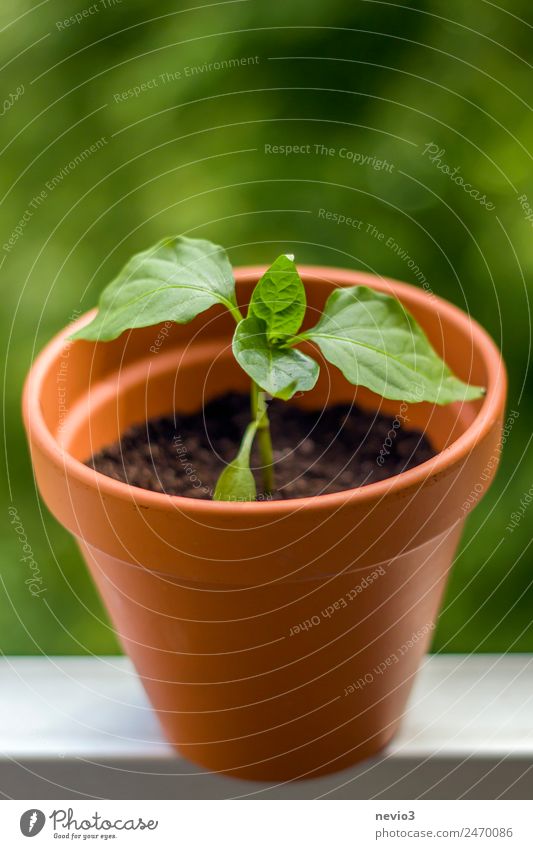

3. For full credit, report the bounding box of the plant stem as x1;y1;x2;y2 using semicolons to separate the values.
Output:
228;298;275;495
251;381;275;495
225;300;244;324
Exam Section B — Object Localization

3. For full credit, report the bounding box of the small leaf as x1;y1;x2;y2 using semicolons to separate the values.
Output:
214;421;258;502
301;287;485;404
248;254;306;343
71;236;238;341
233;315;319;400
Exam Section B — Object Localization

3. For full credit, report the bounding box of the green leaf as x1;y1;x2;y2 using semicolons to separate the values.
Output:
248;254;306;343
233;315;319;400
71;236;239;341
301;286;485;404
214;421;258;502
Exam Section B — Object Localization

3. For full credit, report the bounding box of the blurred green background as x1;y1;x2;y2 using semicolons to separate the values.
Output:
1;0;531;655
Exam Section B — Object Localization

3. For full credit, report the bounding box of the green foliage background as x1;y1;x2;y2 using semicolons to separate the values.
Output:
1;0;531;654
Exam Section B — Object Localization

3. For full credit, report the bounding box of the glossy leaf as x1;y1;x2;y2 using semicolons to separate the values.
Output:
233;315;319;400
248;254;306;342
301;286;485;404
71;236;238;341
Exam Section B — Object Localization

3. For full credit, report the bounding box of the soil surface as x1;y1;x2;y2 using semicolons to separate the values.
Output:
87;392;436;501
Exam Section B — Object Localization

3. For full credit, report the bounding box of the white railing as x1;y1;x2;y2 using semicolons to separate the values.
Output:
0;654;531;799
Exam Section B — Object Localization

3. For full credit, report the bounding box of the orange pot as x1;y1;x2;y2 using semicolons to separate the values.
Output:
23;267;506;781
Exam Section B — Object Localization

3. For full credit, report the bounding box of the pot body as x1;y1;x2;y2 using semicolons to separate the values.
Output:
23;266;506;781
79;527;459;780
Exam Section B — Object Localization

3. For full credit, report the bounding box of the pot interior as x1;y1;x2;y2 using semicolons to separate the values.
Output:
44;274;487;468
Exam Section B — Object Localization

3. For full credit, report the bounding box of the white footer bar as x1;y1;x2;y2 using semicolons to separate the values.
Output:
1;800;532;847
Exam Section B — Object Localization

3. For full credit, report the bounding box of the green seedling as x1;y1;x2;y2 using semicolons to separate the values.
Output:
72;236;485;501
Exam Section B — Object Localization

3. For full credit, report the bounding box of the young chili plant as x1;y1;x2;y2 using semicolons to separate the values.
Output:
72;236;484;501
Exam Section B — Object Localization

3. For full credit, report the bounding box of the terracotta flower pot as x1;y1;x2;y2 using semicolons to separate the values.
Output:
23;266;506;781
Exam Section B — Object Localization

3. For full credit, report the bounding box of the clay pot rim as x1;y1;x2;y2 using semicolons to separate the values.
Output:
23;264;506;516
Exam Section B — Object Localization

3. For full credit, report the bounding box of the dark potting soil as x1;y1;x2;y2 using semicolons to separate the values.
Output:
87;392;436;501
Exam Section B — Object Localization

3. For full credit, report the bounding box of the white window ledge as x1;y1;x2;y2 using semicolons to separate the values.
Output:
0;654;531;799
